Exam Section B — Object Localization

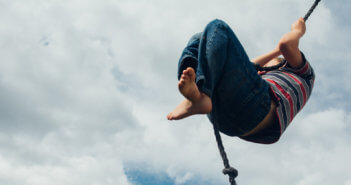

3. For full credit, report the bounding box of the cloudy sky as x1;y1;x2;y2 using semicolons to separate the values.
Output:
0;0;350;185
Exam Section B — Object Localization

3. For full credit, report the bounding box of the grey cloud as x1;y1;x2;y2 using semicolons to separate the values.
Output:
0;1;141;184
1;0;351;185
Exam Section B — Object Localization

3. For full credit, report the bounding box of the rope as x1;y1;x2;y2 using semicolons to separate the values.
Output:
213;122;238;185
304;0;322;22
254;60;287;72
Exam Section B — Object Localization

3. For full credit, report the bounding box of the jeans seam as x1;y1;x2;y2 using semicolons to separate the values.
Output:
206;23;226;55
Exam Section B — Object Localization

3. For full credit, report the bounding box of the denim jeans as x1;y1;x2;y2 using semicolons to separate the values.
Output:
178;19;271;136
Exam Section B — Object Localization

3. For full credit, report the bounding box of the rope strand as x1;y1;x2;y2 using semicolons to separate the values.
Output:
254;60;287;72
304;0;322;22
213;121;238;185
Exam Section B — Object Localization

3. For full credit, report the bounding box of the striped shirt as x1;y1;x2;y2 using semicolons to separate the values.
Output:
246;53;315;144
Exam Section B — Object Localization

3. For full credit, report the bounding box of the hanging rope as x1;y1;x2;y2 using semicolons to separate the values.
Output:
213;1;321;185
213;122;238;185
304;0;321;21
254;60;287;72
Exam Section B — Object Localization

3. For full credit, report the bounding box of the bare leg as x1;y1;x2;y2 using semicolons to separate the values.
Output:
167;67;212;120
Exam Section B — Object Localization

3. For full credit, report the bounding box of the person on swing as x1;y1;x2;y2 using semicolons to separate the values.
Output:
167;18;315;144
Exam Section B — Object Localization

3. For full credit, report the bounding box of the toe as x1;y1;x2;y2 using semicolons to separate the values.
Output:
184;68;191;75
169;114;174;120
187;68;196;79
179;77;188;84
167;113;172;120
187;67;195;74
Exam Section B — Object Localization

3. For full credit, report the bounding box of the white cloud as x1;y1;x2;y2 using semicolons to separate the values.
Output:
0;154;130;185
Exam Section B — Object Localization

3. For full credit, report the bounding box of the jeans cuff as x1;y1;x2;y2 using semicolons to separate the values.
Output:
196;75;212;98
178;56;198;80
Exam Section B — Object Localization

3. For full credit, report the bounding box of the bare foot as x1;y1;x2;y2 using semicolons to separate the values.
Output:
167;67;212;120
178;67;201;102
167;95;212;120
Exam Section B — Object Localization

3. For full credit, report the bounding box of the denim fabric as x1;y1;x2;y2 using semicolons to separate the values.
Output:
178;19;272;136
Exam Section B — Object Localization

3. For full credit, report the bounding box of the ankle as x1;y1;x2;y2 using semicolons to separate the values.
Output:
199;93;212;112
190;90;202;102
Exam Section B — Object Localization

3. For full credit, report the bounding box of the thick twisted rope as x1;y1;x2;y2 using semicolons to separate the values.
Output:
304;0;322;22
254;60;287;72
213;122;238;185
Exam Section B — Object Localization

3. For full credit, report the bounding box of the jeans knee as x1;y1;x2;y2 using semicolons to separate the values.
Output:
203;19;233;41
207;19;230;31
210;19;227;25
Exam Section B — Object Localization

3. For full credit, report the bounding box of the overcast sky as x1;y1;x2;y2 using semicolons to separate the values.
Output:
0;0;350;185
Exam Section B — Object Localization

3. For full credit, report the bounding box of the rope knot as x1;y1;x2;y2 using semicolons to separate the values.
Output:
222;167;238;178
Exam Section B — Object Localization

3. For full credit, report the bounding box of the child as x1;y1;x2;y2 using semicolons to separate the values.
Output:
167;18;315;144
